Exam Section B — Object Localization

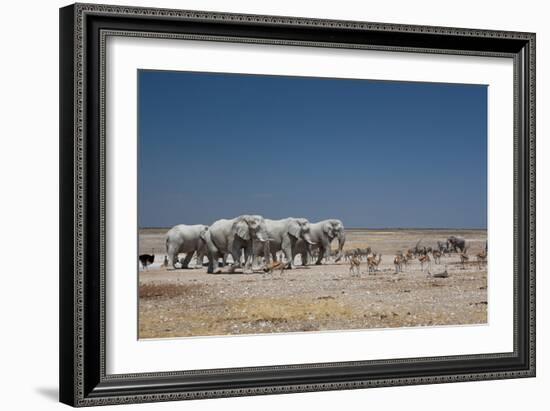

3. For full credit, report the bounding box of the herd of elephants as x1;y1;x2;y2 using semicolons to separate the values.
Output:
164;215;344;274
159;215;470;274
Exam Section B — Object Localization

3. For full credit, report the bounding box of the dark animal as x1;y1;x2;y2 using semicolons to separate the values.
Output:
139;253;155;270
427;266;449;278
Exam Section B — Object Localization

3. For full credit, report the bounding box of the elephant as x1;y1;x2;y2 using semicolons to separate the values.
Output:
447;235;466;253
165;224;208;269
252;217;315;269
294;219;346;265
203;215;269;274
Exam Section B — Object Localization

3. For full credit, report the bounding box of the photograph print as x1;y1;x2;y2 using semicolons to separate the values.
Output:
138;70;488;339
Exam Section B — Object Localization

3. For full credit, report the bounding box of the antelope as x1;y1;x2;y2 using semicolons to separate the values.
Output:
427;265;449;278
394;254;404;273
418;253;431;271
432;249;442;264
349;255;361;277
476;249;487;269
405;249;414;263
264;260;285;275
459;247;470;269
344;249;358;262
367;253;382;274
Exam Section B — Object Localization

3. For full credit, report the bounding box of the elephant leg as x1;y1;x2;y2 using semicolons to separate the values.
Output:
207;252;219;274
281;238;294;269
247;242;261;272
195;250;206;268
243;246;254;273
221;253;229;267
181;252;194;269
282;246;294;269
316;240;331;265
324;243;333;263
316;242;330;265
334;239;344;262
206;243;221;274
229;243;243;273
301;251;308;266
166;243;180;269
315;248;324;265
253;254;262;269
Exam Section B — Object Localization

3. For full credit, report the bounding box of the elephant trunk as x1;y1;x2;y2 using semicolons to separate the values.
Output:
334;230;346;262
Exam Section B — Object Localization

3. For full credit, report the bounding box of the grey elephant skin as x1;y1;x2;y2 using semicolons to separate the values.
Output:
165;224;209;269
253;217;315;268
204;215;269;274
295;219;346;265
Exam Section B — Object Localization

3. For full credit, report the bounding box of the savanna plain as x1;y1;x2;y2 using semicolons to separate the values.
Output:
139;228;487;339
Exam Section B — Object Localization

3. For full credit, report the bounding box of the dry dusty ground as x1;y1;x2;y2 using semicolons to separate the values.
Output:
139;228;487;339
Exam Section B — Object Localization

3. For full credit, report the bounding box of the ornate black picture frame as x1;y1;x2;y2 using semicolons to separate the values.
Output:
59;3;535;407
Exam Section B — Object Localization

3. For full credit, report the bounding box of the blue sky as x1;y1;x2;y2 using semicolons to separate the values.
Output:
138;70;487;229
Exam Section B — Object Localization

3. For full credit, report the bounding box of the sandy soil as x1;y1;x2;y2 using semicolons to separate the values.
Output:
139;228;487;339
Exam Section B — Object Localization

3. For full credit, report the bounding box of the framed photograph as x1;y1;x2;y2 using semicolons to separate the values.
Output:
59;3;535;407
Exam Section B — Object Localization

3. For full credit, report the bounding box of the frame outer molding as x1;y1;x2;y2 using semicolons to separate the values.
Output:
60;3;536;407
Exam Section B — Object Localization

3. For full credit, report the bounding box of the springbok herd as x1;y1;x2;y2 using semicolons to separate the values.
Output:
344;236;488;278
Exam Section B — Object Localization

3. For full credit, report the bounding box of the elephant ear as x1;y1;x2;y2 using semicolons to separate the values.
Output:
287;220;301;239
323;222;334;238
234;219;250;241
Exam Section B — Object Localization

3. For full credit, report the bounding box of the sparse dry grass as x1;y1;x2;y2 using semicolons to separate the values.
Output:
139;295;356;338
229;297;354;324
139;282;205;299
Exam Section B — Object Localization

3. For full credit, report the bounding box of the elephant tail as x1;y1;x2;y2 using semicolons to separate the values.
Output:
199;226;209;243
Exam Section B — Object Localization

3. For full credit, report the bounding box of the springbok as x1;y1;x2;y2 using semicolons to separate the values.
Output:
349;255;361;277
405;249;414;263
459;246;470;269
418;254;431;271
367;253;382;274
263;260;285;275
476;249;487;269
394;254;404;273
432;249;442;264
